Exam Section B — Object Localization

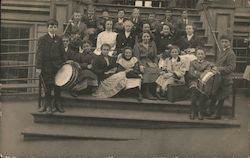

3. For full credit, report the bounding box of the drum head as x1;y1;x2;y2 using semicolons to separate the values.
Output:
55;64;73;86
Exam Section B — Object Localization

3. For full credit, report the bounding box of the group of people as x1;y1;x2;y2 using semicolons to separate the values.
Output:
35;5;236;121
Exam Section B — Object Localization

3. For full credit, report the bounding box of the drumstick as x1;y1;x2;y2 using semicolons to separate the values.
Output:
40;74;47;92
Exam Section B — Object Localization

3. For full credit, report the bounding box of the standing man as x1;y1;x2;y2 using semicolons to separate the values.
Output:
36;19;66;113
208;34;236;119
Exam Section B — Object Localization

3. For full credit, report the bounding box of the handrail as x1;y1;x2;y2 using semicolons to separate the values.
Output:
201;3;222;54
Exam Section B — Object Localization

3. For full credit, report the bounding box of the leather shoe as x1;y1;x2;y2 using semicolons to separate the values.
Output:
189;112;195;120
155;93;166;100
137;93;143;102
208;114;221;120
198;112;203;120
38;107;47;113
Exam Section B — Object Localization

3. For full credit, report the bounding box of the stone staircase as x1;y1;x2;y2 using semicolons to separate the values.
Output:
20;6;240;141
22;91;240;141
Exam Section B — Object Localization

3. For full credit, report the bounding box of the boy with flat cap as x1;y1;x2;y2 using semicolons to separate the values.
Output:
208;34;236;119
36;19;66;113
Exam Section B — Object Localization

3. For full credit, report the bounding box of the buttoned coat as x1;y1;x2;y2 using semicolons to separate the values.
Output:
116;31;136;54
36;33;65;84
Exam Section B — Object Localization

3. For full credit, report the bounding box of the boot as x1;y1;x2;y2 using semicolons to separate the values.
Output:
38;99;48;112
155;91;166;100
208;99;224;120
189;110;195;120
54;99;64;113
138;91;143;102
198;111;203;120
145;85;157;100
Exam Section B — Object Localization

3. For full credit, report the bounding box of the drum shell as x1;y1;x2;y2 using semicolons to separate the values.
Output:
55;61;81;90
197;71;222;96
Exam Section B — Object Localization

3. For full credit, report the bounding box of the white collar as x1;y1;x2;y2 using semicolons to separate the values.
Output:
187;34;193;40
48;32;55;38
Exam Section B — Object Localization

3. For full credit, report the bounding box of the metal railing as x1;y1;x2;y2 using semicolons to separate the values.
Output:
0;38;39;95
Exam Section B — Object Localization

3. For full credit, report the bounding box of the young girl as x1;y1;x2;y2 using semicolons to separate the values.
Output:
116;47;143;101
155;48;170;99
70;40;98;97
188;48;212;120
155;46;186;98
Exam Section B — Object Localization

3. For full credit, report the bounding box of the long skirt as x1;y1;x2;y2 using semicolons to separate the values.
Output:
243;65;250;81
92;71;127;98
156;74;185;91
72;69;98;91
141;58;161;83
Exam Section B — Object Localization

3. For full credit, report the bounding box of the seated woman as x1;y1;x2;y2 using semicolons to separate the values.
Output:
92;43;125;98
155;46;186;99
70;40;98;97
94;19;117;56
155;24;175;55
188;48;212;120
133;31;161;100
116;47;143;101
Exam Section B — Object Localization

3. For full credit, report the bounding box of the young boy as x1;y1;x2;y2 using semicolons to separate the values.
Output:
208;34;236;119
113;9;127;33
66;11;88;41
36;19;66;113
188;48;212;120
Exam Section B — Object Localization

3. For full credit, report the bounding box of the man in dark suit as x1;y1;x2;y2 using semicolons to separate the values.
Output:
129;8;143;36
176;10;191;37
113;9;127;33
65;11;89;41
178;24;202;52
36;19;66;113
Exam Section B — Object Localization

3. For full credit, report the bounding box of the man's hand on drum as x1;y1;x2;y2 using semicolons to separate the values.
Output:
36;69;41;76
211;66;220;74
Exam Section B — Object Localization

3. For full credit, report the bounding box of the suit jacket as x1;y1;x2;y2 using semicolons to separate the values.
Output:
81;15;100;29
113;17;128;33
176;18;189;36
116;31;136;54
178;34;202;51
216;47;236;85
36;33;65;84
129;16;143;35
66;22;88;40
92;54;117;80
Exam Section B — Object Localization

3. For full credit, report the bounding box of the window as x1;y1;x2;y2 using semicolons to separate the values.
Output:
0;25;31;93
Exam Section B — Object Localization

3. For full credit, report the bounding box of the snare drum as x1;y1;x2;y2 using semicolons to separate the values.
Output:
197;71;222;96
55;61;81;89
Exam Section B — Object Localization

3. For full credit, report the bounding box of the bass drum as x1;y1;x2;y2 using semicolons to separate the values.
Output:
197;70;222;96
55;61;81;90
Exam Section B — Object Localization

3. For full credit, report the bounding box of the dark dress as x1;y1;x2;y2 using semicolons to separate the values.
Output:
72;51;98;91
91;54;117;81
155;32;175;54
116;31;136;54
133;41;161;83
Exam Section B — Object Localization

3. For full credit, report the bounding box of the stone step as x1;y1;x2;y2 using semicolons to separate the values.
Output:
60;92;233;115
22;124;140;141
31;107;240;129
